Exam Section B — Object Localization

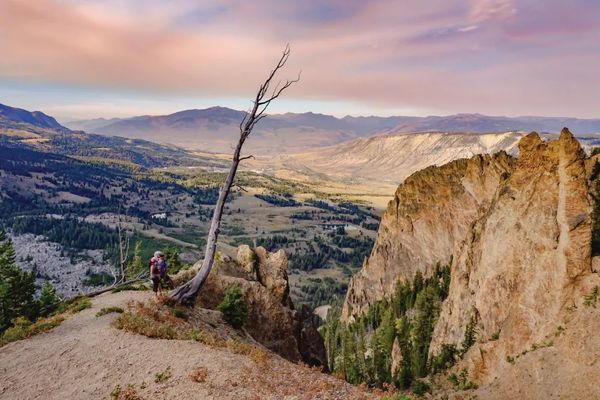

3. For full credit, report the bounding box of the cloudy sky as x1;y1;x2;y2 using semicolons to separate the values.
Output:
0;0;599;120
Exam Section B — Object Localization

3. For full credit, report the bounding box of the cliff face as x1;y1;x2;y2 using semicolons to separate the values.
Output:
342;151;515;319
343;129;600;396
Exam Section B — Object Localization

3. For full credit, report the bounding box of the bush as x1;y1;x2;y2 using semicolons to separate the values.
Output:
190;367;208;383
172;308;189;321
113;301;190;340
96;307;124;317
412;379;430;396
154;366;172;383
217;285;248;329
0;315;65;346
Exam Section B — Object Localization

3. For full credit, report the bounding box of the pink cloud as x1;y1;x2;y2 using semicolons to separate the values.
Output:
0;0;599;117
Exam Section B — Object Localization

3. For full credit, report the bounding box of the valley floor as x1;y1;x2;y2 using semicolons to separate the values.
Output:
0;291;376;400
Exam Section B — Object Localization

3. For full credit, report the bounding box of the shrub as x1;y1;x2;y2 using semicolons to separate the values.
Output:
584;286;599;308
172;308;189;321
0;314;65;346
217;285;248;329
113;302;189;340
448;369;478;390
154;366;172;383
57;296;92;314
190;367;208;383
412;379;430;396
96;307;124;317
429;343;458;374
490;330;500;341
111;384;143;400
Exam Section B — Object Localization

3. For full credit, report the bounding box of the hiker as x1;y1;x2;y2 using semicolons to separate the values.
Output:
152;251;174;290
149;253;162;298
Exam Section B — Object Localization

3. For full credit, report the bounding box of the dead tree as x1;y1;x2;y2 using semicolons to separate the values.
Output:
116;220;130;284
170;45;299;305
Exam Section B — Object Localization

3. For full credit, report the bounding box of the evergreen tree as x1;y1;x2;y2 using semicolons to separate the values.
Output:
126;241;144;279
395;316;413;389
0;230;38;333
343;328;361;383
38;281;61;317
373;307;395;386
164;248;181;273
411;286;441;377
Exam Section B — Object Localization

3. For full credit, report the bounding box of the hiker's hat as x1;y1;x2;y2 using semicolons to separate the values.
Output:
154;251;164;258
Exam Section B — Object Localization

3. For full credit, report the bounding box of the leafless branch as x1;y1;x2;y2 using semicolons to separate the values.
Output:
238;155;255;161
169;44;299;305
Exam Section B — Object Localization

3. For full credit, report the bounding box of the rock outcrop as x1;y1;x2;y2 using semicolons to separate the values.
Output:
342;150;514;319
343;129;600;397
175;246;327;368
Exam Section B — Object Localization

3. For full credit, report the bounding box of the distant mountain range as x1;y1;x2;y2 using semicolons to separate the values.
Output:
65;107;600;154
4;101;600;184
0;103;204;168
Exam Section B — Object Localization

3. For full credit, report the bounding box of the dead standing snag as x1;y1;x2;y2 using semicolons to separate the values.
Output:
170;45;299;305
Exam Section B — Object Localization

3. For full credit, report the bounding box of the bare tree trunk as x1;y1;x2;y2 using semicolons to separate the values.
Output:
170;45;299;305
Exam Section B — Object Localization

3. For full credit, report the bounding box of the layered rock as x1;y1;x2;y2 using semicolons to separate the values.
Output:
175;245;327;368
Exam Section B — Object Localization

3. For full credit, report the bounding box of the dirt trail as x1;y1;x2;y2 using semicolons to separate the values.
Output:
0;291;375;400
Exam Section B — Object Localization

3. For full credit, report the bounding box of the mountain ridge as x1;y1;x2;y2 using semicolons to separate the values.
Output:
65;106;600;154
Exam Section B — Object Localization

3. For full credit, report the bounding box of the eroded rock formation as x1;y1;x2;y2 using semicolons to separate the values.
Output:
343;129;600;397
174;245;327;369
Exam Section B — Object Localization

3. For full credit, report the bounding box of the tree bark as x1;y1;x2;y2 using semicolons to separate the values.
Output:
169;45;298;305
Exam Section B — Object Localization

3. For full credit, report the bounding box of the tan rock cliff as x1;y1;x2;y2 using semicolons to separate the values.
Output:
342;151;514;319
343;129;600;397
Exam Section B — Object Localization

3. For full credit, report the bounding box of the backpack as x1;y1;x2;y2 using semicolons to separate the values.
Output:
150;259;160;275
156;259;168;276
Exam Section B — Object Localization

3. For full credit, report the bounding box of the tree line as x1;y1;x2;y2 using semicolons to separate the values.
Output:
321;261;471;393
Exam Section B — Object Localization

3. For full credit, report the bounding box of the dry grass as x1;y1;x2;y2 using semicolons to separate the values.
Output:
111;384;144;400
189;367;209;383
114;301;270;366
96;306;125;317
112;301;193;340
0;315;66;347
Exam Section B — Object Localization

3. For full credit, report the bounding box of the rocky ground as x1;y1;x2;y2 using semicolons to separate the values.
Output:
10;232;114;297
0;290;379;400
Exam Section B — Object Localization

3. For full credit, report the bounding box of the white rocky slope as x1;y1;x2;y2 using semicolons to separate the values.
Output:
10;232;114;297
287;131;525;183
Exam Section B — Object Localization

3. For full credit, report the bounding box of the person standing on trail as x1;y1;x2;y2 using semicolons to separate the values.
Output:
155;251;174;289
149;251;163;298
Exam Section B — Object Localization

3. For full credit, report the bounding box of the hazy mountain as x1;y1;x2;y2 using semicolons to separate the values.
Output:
0;103;64;130
65;107;408;154
0;102;200;168
66;107;600;154
387;113;600;135
285;131;526;183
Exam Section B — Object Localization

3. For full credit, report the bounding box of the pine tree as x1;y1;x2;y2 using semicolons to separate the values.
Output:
373;307;395;386
126;241;144;280
163;248;181;273
343;328;361;383
38;281;61;317
0;230;38;333
411;286;440;377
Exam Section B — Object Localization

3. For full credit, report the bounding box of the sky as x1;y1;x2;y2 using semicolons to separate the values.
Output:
0;0;599;121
